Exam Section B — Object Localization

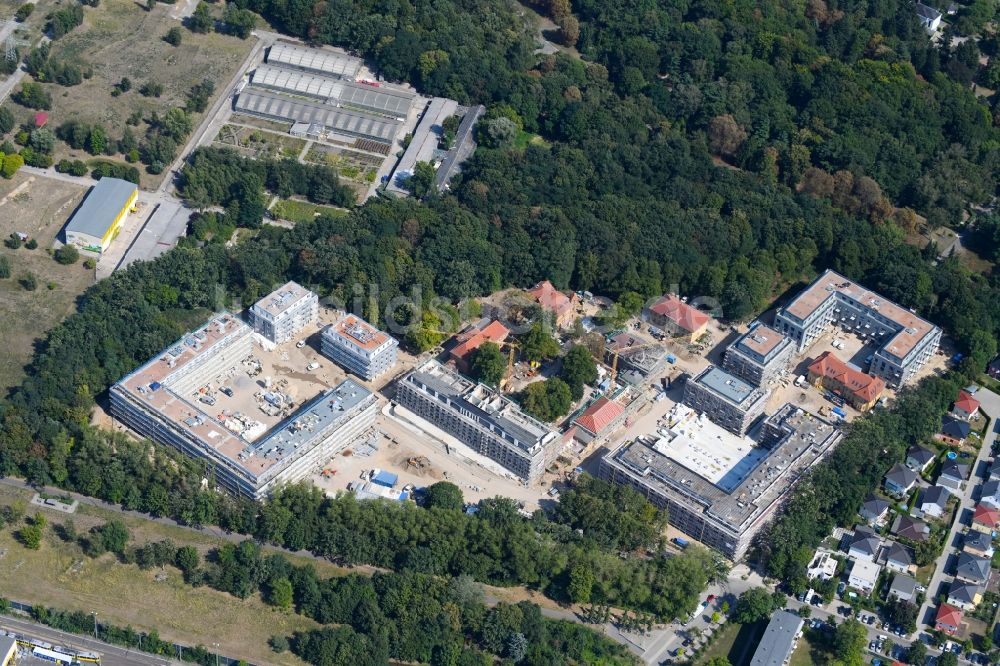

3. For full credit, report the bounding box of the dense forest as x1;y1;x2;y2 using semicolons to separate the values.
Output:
1;0;1000;662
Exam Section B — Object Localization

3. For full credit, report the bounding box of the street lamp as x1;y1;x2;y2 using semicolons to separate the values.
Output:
213;642;220;666
91;611;97;639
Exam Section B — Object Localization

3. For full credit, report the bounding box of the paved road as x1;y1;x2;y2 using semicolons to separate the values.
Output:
918;387;1000;629
0;615;176;666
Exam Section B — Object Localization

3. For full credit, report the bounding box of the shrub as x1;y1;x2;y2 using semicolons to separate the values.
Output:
0;255;10;278
14;3;33;21
19;272;36;290
82;258;95;270
164;27;182;46
4;233;21;249
25;238;37;250
53;244;79;265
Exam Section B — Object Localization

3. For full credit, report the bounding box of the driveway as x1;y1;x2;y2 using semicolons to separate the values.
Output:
917;387;1000;630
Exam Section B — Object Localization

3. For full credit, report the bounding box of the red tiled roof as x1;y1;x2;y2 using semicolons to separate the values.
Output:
808;352;886;403
449;320;509;365
954;390;980;415
575;397;625;435
935;603;963;627
648;294;710;333
527;281;575;316
974;504;1000;527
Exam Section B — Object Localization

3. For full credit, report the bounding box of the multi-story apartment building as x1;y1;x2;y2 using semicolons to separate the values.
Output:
321;314;398;381
395;359;561;483
774;270;941;386
599;403;841;559
683;365;768;435
722;324;793;387
249;281;319;344
110;314;379;499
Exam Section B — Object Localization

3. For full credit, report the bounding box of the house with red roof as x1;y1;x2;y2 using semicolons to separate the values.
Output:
951;390;980;421
448;319;509;374
807;351;886;411
972;504;1000;534
934;603;963;635
572;396;626;444
645;294;710;343
526;280;578;329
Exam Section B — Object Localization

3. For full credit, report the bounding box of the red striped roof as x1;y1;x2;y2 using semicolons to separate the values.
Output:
575;397;624;435
974;503;1000;527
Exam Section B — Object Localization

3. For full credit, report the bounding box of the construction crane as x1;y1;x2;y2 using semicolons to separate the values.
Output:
608;340;662;386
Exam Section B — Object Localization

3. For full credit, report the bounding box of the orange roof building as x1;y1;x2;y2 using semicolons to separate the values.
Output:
526;280;578;328
807;352;886;412
973;504;1000;533
952;390;981;420
574;397;625;438
646;294;710;342
935;603;963;635
449;319;510;373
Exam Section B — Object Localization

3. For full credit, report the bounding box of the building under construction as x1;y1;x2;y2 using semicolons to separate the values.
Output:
110;313;378;499
395;359;561;483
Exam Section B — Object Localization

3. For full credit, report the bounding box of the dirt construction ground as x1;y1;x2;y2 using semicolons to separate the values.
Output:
0;173;91;392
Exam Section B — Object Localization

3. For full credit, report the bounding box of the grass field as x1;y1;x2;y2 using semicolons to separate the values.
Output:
696;621;767;666
37;0;253;188
0;483;338;664
0;173;91;393
270;198;347;224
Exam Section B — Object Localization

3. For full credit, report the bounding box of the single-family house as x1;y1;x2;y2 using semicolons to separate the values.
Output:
955;552;991;586
848;559;881;595
972;504;1000;534
888;574;920;603
860;495;891;525
979;479;1000;510
884;463;919;498
988;356;1000;380
906;445;936;474
963;530;994;559
936;416;971;446
916;2;943;33
920;485;951;519
989;460;1000;483
892;515;930;543
883;541;915;574
526;281;579;329
951;391;980;421
847;526;881;562
935;603;962;635
947;581;983;611
645;294;710;344
448;319;510;374
807;550;839;581
938;458;971;493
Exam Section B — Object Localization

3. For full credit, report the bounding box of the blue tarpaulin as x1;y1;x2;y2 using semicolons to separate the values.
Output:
372;470;398;488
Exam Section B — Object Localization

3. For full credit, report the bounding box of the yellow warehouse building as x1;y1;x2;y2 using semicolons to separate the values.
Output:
64;177;138;254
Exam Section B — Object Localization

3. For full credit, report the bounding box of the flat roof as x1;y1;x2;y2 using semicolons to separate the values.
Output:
251;64;415;117
327;314;394;351
387;97;459;195
649;404;764;492
114;314;375;482
609;403;840;531
251;281;314;318
65;177;137;238
781;269;939;360
267;42;361;79
750;610;802;666
235;89;401;143
693;365;762;406
405;359;557;451
733;324;789;362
